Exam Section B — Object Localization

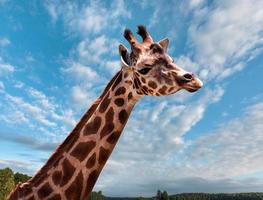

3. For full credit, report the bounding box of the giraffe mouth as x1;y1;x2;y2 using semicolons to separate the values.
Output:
184;76;203;93
186;88;199;93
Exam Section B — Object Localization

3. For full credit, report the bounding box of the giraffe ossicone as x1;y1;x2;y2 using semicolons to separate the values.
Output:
7;25;203;200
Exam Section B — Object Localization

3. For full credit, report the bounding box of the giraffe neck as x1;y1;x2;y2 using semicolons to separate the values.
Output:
8;69;141;200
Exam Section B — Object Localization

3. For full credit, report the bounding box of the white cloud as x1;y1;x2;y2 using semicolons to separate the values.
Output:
77;35;119;67
6;94;56;127
150;101;167;122
1;110;29;124
0;38;10;46
45;1;126;113
71;1;107;34
174;55;200;74
188;0;263;81
0;62;14;76
71;85;95;109
0;159;38;175
0;79;79;166
28;87;56;111
13;81;24;88
44;2;58;23
71;85;87;104
0;81;4;90
177;101;263;179
62;35;119;109
45;0;131;35
188;0;205;9
0;85;76;134
61;61;101;110
219;62;245;80
62;61;100;85
104;60;121;74
167;87;224;139
51;109;76;127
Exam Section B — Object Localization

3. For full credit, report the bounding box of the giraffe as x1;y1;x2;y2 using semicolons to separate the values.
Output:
7;25;203;200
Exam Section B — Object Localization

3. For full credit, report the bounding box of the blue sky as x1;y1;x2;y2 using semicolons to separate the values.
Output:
0;0;263;197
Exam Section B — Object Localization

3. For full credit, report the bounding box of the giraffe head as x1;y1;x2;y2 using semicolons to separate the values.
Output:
119;25;203;96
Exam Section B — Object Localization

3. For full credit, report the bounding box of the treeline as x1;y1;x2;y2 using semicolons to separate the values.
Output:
93;190;263;200
1;168;263;200
0;168;31;200
169;193;263;200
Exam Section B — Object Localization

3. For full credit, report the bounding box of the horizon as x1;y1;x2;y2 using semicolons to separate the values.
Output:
0;0;263;197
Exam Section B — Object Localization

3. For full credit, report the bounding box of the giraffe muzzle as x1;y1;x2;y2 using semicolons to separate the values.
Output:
182;74;203;92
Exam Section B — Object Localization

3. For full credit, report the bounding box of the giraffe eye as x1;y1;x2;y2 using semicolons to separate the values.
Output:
138;67;151;75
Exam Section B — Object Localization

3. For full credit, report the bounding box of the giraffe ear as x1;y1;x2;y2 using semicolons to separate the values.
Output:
158;38;169;52
119;44;130;67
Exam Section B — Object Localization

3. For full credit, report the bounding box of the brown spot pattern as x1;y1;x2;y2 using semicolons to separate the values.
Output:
165;78;173;85
83;116;102;135
119;109;128;124
137;91;143;95
112;72;122;91
100;71;121;99
99;146;111;165
148;81;157;89
99;93;111;113
86;153;96;168
168;87;175;93
60;158;75;186
28;196;35;200
52;170;62;185
125;80;132;85
47;194;61;200
115;87;126;96
33;173;47;187
70;141;96;162
37;182;52;199
134;77;140;89
86;170;99;194
100;122;115;139
159;86;167;94
23;184;33;197
124;72;129;78
142;86;149;94
105;107;114;122
114;98;124;107
141;77;146;83
65;171;83;200
128;92;133;100
106;131;121;144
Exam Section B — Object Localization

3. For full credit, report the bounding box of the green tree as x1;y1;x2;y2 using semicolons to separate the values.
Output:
14;172;31;185
162;191;169;200
156;190;162;200
89;191;105;200
0;168;15;200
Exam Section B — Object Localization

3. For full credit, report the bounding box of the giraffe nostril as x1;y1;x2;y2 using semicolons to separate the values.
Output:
182;73;193;81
